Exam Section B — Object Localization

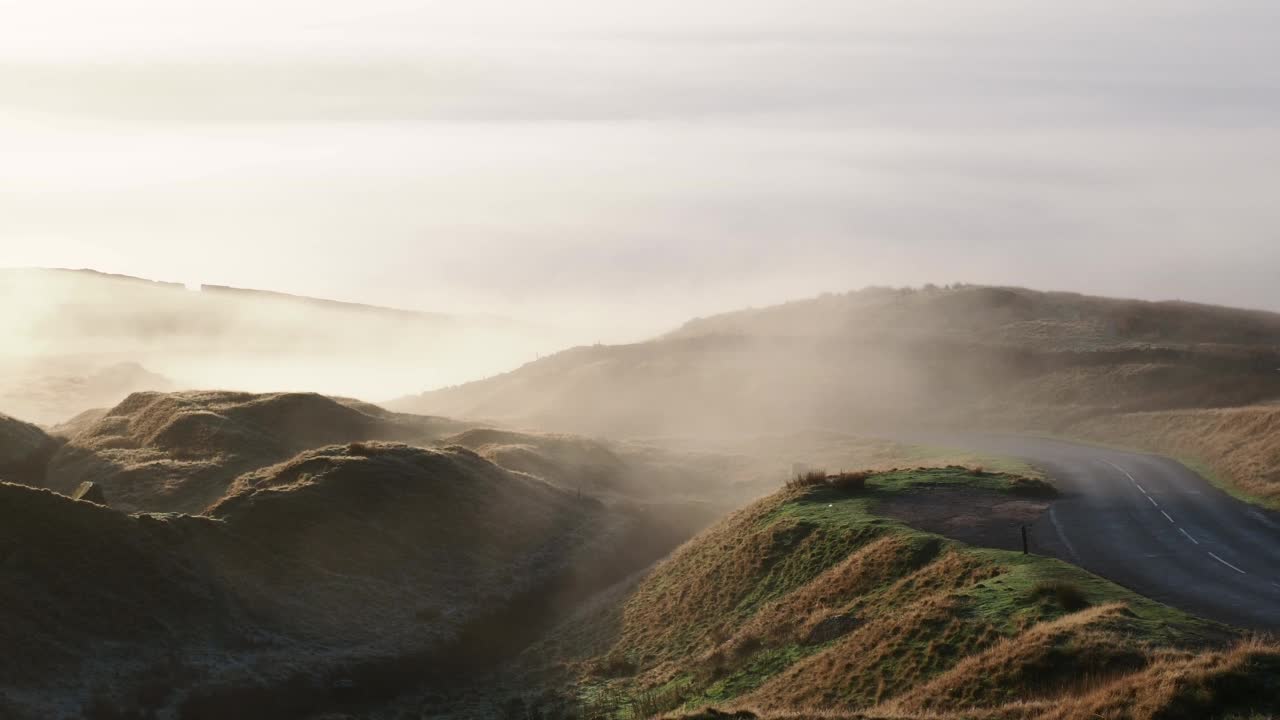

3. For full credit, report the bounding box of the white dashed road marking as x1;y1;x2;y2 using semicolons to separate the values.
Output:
1103;459;1144;492
1208;552;1247;575
1102;459;1258;580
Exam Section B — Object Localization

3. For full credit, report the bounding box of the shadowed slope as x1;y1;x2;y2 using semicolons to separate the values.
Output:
0;444;701;720
445;428;636;496
0;412;60;485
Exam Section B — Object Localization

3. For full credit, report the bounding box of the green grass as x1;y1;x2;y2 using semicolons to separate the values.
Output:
961;549;1220;643
698;646;806;704
888;444;1046;479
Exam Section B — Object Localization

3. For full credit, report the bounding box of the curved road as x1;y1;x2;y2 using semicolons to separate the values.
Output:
922;434;1280;630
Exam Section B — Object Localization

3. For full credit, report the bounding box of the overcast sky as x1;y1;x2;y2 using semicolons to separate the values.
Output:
2;0;1278;340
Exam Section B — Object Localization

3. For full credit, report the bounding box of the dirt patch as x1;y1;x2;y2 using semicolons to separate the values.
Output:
877;488;1050;552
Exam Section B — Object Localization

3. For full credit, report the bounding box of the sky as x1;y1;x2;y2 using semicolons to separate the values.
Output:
2;0;1279;341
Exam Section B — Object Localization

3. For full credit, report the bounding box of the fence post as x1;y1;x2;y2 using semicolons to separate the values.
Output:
1021;525;1029;555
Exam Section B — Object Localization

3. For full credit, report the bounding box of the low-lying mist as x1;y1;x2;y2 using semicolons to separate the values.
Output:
396;285;1280;442
0;268;576;424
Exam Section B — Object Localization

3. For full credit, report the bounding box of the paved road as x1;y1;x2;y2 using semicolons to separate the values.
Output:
921;434;1280;629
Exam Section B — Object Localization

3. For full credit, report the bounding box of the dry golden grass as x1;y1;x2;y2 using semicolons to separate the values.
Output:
880;603;1143;715
602;492;801;682
742;553;1003;711
666;635;1280;718
724;535;941;650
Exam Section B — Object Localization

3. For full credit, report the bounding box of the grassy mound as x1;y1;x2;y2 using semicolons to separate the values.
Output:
0;443;704;720
445;428;632;496
42;390;468;513
484;468;1275;720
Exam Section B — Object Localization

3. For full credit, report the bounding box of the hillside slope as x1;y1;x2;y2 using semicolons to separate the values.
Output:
393;285;1280;500
0;443;702;720
42;390;468;513
459;468;1278;720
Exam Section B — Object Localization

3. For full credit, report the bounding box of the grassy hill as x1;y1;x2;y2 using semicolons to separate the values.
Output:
450;468;1279;720
42;390;469;513
392;285;1280;504
0;443;706;720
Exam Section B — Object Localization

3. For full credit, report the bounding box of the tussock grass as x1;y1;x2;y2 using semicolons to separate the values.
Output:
556;467;1257;720
785;470;871;493
1030;580;1089;612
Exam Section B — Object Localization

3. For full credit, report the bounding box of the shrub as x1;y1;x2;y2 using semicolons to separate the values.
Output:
1008;476;1059;498
785;470;831;491
785;469;871;493
829;471;871;492
1032;580;1090;611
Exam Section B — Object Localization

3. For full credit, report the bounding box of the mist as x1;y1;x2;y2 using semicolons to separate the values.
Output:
0;269;576;424
3;0;1280;338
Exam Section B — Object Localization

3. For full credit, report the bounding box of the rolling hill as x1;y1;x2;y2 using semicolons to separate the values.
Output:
393;285;1280;504
42;390;469;514
0;443;706;720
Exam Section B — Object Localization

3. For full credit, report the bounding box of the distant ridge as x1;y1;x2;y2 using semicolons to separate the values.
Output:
3;267;463;323
1;267;549;423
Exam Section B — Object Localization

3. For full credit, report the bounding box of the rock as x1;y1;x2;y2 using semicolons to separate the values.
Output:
71;481;107;506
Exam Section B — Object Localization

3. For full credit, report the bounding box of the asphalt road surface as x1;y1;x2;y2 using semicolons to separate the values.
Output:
924;434;1280;630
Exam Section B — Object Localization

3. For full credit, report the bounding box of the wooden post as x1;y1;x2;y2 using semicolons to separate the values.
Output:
1021;525;1029;555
